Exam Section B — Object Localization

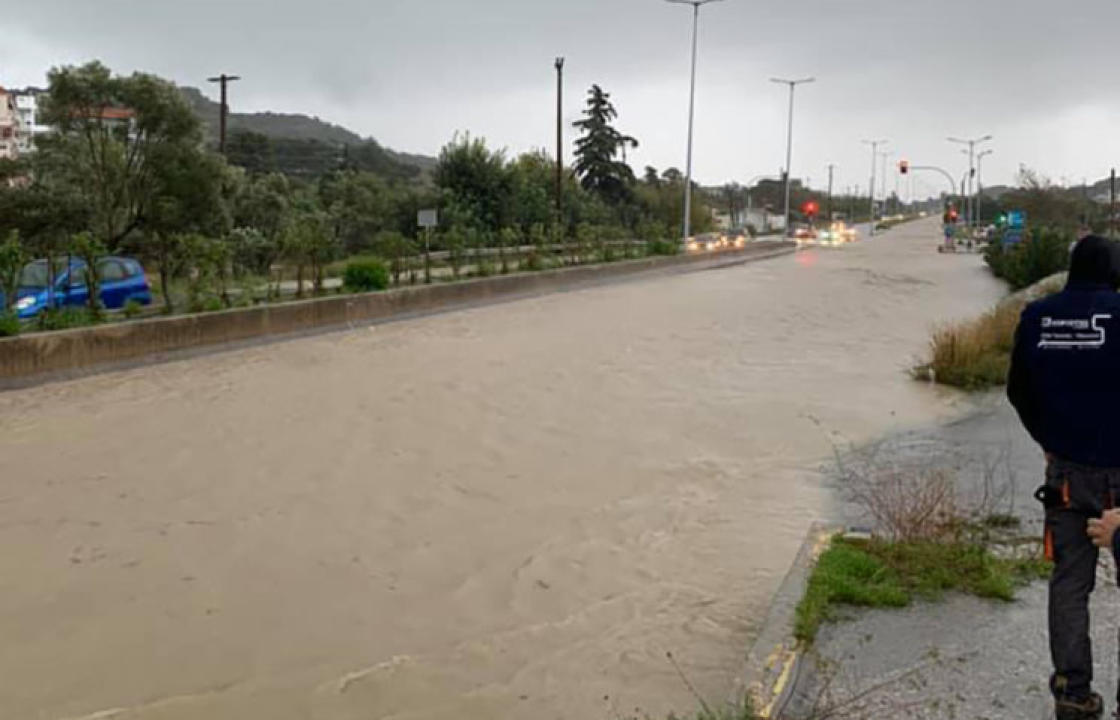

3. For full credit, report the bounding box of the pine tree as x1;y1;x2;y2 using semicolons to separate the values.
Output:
572;85;639;205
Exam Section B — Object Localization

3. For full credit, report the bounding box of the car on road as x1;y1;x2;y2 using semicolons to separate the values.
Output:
2;257;153;319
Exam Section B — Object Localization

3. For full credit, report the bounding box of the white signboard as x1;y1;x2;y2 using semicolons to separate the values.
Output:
417;209;438;229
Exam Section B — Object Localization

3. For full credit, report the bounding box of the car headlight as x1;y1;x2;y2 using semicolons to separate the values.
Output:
16;296;36;311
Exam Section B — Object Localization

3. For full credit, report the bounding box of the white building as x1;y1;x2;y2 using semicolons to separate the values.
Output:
0;87;20;159
12;89;48;154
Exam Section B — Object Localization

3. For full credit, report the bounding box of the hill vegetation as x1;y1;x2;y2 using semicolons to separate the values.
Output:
179;86;436;181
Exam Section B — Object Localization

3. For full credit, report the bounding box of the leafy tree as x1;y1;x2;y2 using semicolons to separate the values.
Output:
373;230;414;286
144;145;229;310
572;85;638;205
320;170;391;254
444;225;467;279
509;151;555;231
228;227;273;277
231;172;293;296
0;230;27;312
498;227;519;274
69;232;107;318
435;134;512;231
37;61;204;250
282;211;337;298
226;130;275;175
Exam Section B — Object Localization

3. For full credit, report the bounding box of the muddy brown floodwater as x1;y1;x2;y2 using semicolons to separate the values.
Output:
0;218;1004;720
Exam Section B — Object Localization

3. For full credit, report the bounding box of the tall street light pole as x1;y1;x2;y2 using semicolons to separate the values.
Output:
207;73;241;155
666;0;726;242
862;139;886;235
771;77;815;237
879;150;893;212
947;134;992;228
555;57;565;222
976;149;993;227
826;164;836;222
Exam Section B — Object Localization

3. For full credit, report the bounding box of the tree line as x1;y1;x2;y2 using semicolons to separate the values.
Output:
0;62;717;323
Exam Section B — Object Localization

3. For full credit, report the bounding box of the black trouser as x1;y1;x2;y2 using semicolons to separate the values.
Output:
1045;458;1120;703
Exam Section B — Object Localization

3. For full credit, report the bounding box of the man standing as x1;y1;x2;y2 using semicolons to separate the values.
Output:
1009;235;1120;720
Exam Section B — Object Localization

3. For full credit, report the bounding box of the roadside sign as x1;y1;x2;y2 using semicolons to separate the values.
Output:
1003;231;1024;246
1007;210;1026;230
418;209;438;228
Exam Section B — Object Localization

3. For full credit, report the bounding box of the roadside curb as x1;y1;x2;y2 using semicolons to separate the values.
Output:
744;523;838;719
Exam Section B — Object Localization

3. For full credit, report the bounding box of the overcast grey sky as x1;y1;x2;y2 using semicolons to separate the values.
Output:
3;0;1118;194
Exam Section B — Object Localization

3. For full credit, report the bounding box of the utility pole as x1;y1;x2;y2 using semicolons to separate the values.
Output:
863;140;886;235
207;73;241;155
947;134;992;229
666;0;727;242
771;77;815;237
554;57;565;222
826;164;835;222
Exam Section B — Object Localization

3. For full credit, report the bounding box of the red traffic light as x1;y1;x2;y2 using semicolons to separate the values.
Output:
802;200;820;217
899;159;909;175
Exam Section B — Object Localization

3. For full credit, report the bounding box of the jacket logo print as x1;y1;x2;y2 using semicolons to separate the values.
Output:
1039;314;1113;349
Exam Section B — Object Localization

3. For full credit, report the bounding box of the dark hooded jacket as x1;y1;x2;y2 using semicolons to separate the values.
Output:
1008;235;1120;466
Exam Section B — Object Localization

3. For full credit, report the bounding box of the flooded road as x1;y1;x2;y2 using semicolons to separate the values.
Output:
0;218;1004;720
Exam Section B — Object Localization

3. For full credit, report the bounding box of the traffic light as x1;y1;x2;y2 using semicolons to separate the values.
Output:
802;200;820;217
899;159;909;175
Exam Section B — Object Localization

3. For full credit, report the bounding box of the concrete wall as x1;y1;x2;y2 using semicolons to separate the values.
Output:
0;241;795;388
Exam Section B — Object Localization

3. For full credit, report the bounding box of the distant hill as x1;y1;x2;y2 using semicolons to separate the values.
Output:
179;86;437;180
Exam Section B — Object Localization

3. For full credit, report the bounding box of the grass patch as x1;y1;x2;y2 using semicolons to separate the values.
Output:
911;299;1023;390
912;273;1067;390
794;537;1049;644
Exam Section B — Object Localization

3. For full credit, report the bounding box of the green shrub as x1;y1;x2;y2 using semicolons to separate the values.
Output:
0;310;20;337
36;307;98;332
202;297;224;313
343;258;390;292
646;239;680;257
475;259;495;278
523;251;544;272
122;299;143;319
984;227;1072;290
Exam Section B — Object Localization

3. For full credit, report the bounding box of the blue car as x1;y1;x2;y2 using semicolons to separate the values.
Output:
4;257;153;319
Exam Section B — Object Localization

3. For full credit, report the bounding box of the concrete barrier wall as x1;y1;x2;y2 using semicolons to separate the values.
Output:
0;241;795;388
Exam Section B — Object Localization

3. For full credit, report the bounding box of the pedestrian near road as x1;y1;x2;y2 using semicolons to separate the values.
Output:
1009;235;1120;720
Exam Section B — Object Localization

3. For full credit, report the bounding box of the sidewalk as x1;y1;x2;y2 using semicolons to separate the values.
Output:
781;399;1120;719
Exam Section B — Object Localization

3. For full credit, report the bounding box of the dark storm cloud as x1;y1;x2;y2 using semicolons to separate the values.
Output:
4;0;1119;189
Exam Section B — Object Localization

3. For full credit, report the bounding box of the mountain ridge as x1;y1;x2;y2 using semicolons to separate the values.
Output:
179;86;437;174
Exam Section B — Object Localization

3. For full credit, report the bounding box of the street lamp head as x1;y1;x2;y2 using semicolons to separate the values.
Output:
665;0;725;6
555;57;565;70
771;77;815;86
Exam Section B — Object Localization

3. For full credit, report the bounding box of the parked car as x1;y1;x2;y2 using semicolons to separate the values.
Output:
2;257;153;319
